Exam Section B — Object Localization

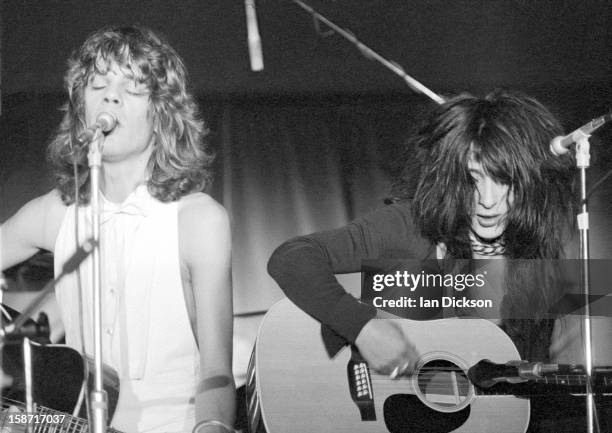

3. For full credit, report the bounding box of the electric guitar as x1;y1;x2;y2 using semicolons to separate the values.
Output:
246;298;612;433
1;311;121;432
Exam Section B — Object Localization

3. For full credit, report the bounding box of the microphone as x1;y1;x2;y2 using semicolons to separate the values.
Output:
468;359;560;388
550;111;612;156
245;0;264;71
77;112;117;145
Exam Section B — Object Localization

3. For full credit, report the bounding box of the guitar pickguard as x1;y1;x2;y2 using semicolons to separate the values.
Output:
384;394;470;433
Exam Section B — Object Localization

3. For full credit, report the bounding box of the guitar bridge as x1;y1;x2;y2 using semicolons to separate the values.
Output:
347;349;376;421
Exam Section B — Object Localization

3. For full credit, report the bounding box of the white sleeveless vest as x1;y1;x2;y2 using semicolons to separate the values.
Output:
54;185;199;433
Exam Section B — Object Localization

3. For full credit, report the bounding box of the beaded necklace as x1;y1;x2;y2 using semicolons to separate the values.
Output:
469;231;506;256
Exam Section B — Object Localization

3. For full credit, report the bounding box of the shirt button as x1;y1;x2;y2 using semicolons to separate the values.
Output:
106;328;113;335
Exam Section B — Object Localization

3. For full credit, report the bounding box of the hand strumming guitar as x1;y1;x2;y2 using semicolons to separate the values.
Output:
354;318;419;377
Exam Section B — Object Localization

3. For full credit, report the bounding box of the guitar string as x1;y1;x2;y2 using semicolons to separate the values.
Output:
367;372;600;392
37;406;45;433
367;366;611;382
369;367;602;381
371;371;591;379
370;374;592;384
371;373;596;384
362;376;606;396
363;383;607;396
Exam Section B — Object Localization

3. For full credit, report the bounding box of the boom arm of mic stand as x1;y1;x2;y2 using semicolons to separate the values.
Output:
290;0;445;105
0;238;96;341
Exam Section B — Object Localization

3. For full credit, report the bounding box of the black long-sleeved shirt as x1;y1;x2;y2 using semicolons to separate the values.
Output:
267;201;434;352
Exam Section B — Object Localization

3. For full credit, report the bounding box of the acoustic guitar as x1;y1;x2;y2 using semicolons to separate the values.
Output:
246;298;611;433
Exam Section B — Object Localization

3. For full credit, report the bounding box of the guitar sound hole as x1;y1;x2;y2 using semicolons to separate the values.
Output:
417;359;471;412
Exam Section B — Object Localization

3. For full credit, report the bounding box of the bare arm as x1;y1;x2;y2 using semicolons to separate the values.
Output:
1;190;66;271
179;194;235;432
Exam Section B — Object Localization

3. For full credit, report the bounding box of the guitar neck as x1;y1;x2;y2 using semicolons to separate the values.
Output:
533;367;612;388
476;371;612;397
1;400;122;433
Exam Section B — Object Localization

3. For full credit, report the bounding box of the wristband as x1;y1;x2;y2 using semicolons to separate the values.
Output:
192;419;235;433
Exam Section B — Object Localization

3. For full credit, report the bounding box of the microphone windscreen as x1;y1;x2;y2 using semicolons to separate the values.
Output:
97;112;117;133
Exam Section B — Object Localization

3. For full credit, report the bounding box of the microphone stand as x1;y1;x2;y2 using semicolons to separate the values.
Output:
574;131;599;433
290;0;445;105
0;273;6;414
87;130;108;433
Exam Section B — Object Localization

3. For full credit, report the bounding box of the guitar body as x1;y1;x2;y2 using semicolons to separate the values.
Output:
1;305;120;430
3;341;120;419
3;340;85;413
247;298;530;433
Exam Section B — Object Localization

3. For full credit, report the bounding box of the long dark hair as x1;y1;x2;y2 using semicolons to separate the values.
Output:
47;25;213;204
393;89;576;259
392;90;577;359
